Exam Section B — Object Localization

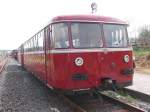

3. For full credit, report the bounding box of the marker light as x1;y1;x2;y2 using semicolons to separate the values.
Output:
75;57;84;66
124;55;129;63
133;56;135;61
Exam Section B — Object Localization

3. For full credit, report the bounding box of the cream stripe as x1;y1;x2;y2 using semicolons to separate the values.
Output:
49;48;132;54
22;48;132;54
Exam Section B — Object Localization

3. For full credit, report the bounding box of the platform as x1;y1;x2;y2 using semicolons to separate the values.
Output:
127;72;150;95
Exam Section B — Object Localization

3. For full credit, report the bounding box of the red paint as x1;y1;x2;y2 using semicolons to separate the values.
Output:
52;15;127;25
45;50;133;90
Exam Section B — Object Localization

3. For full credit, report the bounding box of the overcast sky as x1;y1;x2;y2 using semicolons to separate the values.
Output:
0;0;150;50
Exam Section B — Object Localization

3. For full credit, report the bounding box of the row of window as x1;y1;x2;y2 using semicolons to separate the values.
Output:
24;30;44;52
52;23;128;48
23;23;128;52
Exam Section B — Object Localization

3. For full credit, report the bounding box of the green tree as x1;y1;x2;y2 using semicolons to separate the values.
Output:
139;26;150;40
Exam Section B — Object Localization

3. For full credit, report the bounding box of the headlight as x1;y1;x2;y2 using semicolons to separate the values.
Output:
124;55;129;63
133;56;135;61
75;57;84;66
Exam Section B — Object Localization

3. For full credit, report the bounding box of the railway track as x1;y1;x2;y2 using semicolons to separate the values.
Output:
57;89;150;112
122;88;150;103
99;91;145;112
0;57;8;74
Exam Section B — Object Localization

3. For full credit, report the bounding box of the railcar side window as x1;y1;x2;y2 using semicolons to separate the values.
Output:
52;23;69;48
33;36;37;51
71;23;102;48
30;38;34;51
103;24;128;47
38;31;44;50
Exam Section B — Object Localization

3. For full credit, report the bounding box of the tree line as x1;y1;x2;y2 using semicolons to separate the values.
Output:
131;25;150;48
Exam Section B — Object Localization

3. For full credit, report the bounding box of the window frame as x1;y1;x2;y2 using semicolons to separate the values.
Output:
102;23;129;48
37;30;44;51
70;22;103;49
51;22;70;49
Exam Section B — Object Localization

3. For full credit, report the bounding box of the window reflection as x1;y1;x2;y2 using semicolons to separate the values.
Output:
71;23;102;48
52;23;69;48
103;24;128;47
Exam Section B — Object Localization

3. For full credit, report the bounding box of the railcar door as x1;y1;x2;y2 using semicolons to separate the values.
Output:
44;26;53;87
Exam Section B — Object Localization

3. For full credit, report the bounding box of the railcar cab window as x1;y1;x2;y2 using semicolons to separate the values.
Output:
71;23;102;48
52;23;69;48
103;24;128;48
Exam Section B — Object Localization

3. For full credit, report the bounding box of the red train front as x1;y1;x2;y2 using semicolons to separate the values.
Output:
18;15;134;93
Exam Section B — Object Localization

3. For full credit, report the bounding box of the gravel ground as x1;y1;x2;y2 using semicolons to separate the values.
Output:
0;58;74;112
68;93;125;112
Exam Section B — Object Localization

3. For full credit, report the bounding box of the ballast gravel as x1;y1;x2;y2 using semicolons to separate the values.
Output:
0;59;73;112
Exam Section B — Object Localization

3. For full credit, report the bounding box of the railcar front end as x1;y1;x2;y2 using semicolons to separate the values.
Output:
48;17;134;93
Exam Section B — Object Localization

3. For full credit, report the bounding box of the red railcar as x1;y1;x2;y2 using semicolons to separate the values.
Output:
18;15;134;93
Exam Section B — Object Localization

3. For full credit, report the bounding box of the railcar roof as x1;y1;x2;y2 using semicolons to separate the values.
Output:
52;15;128;25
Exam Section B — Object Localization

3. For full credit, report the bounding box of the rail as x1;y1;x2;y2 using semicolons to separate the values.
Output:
123;88;150;103
0;57;8;74
99;91;145;112
57;89;150;112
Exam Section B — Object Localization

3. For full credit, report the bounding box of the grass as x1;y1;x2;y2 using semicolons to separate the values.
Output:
103;90;136;103
133;48;150;58
133;47;150;74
